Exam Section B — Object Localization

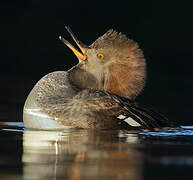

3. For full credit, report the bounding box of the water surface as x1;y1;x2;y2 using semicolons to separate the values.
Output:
0;123;193;180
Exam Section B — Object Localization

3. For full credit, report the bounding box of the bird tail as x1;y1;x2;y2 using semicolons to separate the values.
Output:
120;100;173;130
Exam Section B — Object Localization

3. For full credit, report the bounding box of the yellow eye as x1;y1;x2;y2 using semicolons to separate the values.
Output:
97;53;104;60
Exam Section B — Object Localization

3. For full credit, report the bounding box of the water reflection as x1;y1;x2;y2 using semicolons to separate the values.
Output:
22;129;143;180
160;157;193;166
1;124;193;179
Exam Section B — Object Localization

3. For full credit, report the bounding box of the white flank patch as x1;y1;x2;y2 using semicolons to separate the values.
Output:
117;114;126;119
124;117;141;127
25;108;50;118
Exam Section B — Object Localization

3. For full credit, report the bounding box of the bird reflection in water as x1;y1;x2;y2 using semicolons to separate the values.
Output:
22;129;143;180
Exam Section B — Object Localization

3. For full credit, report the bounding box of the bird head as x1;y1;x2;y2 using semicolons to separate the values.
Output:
59;26;146;99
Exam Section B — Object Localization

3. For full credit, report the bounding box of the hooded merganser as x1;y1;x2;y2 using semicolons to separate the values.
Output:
23;26;171;130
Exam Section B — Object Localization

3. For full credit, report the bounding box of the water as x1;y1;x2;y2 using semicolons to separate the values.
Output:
0;123;193;180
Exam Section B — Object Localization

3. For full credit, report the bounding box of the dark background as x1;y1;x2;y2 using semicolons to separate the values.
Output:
0;1;192;125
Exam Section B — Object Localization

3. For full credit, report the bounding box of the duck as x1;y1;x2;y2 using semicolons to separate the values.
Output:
23;26;171;130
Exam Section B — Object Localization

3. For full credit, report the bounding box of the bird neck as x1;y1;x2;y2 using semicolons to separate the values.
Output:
67;64;104;91
68;56;146;100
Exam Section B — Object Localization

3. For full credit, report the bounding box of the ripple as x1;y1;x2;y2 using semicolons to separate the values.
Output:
140;130;193;137
139;126;193;141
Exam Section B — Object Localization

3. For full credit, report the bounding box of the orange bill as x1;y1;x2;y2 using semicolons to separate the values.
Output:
59;26;87;61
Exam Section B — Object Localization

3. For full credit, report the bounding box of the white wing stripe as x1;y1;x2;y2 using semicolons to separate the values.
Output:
124;117;141;127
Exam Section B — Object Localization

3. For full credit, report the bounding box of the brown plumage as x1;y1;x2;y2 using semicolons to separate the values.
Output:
23;26;172;130
91;29;146;99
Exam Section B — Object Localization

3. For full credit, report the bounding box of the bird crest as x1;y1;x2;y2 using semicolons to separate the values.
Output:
91;29;146;99
90;29;141;57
